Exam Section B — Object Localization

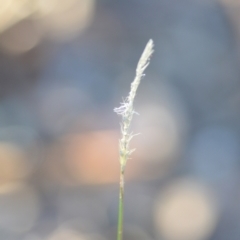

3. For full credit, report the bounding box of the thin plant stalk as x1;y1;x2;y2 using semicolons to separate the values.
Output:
114;39;154;240
117;168;124;240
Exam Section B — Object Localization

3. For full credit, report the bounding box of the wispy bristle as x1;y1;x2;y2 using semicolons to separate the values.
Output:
114;39;154;170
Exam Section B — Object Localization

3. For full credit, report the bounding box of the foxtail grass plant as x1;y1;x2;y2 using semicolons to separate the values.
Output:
114;39;154;240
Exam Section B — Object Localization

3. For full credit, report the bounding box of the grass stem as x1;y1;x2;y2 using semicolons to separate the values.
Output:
117;168;124;240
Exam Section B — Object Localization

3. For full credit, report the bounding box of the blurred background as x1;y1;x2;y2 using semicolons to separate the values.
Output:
0;0;240;239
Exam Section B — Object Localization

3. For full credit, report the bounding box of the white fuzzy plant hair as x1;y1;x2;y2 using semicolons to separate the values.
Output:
114;39;154;172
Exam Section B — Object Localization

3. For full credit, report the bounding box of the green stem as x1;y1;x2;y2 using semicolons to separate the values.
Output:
117;169;124;240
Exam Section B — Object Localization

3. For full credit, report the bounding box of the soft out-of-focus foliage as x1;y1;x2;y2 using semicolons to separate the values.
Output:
0;0;95;56
154;179;219;240
0;0;240;239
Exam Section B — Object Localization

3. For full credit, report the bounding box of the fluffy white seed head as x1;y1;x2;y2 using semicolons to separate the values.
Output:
114;39;154;170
